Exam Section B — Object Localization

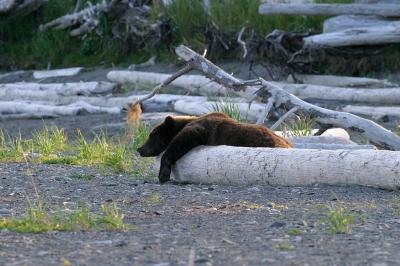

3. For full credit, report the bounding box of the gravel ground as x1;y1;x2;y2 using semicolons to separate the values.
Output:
1;161;400;266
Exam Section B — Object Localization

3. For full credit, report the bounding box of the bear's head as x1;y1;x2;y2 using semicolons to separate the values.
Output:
137;116;195;157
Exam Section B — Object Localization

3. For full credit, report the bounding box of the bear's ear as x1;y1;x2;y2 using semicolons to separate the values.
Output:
165;116;175;125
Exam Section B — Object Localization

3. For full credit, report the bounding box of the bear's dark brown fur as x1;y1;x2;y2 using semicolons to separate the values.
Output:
137;112;293;183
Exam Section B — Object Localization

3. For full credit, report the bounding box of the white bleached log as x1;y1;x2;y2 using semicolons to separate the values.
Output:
175;45;400;150
288;74;395;88
0;101;120;117
109;70;400;104
323;15;394;33
342;105;400;120
270;82;400;104
174;100;264;122
107;70;229;96
33;67;84;79
258;3;400;17
292;143;375;150
0;82;116;96
0;93;207;112
304;22;400;48
171;146;400;189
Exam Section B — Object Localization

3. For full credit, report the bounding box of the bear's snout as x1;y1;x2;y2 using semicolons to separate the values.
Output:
137;146;145;157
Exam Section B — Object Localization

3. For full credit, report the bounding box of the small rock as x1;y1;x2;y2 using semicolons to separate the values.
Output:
195;258;209;263
270;221;286;228
114;240;128;247
37;251;49;256
91;240;113;246
247;187;260;192
152;263;170;266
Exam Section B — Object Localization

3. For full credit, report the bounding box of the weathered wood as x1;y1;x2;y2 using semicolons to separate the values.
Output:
171;146;400;189
0;82;116;96
108;70;400;104
173;100;265;122
258;3;400;17
0;0;46;17
304;22;400;47
0;101;120;117
292;143;376;150
175;45;400;150
323;15;394;33
107;70;230;96
288;74;395;88
271;82;400;104
33;67;84;79
342;105;400;120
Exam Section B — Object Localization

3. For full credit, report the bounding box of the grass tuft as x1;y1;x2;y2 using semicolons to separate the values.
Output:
211;99;244;122
326;206;355;234
275;243;295;251
0;202;129;233
287;228;303;235
280;115;315;137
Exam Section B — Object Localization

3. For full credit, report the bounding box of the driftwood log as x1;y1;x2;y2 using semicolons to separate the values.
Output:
170;146;400;189
108;70;400;104
258;3;400;17
288;74;395;88
304;21;400;47
174;45;400;150
0;82;116;96
342;105;400;120
33;67;84;79
323;15;394;33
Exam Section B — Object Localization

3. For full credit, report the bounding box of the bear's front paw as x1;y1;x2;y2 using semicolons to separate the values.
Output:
158;167;171;183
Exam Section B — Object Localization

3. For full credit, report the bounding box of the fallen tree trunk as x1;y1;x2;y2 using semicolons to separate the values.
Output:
271;82;400;104
0;82;117;96
0;94;207;112
323;15;394;33
258;3;400;17
304;22;400;47
342;105;400;120
33;67;84;79
0;101;121;116
108;70;400;104
288;74;395;88
175;45;400;150
292;143;375;150
107;70;230;96
171;146;400;189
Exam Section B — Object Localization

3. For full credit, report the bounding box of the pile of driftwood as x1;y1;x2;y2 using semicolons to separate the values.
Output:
142;45;399;190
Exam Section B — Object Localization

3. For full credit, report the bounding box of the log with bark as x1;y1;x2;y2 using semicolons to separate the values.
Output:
170;146;399;189
258;3;400;17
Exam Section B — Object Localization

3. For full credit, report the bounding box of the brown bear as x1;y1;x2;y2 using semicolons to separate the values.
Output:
137;112;293;183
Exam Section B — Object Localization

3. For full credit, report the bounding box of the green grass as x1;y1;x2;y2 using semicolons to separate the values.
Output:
287;228;303;235
0;201;129;233
211;99;244;122
0;124;152;175
275;243;295;251
326;206;355;234
280;115;315;137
